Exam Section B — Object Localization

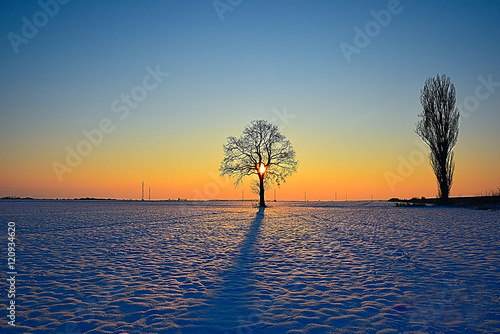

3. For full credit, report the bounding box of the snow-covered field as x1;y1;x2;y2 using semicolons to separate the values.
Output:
1;200;499;333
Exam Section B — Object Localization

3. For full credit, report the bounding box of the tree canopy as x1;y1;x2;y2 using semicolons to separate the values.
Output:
416;74;460;201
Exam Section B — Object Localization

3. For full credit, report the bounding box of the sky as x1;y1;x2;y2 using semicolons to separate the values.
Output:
1;0;499;201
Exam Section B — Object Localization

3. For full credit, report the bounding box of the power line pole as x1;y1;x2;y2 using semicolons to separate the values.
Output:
141;181;144;201
149;187;151;201
274;189;276;202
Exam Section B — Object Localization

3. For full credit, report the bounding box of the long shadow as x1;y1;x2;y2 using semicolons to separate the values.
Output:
234;207;265;271
204;207;265;332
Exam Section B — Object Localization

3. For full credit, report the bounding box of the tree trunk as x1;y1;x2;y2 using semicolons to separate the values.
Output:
439;180;449;204
439;156;450;204
259;174;266;207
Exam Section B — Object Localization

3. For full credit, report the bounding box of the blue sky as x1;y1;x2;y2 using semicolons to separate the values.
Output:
1;0;499;199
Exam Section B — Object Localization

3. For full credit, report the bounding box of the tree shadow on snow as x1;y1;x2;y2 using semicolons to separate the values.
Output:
204;207;265;333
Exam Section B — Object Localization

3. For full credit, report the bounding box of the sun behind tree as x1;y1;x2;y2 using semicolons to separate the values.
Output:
258;163;267;176
220;120;298;207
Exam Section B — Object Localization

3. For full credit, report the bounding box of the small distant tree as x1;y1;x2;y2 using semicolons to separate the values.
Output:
416;74;460;202
220;120;298;207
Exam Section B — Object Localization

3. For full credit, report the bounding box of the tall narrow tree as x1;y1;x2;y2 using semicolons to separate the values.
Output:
220;120;298;207
416;74;460;202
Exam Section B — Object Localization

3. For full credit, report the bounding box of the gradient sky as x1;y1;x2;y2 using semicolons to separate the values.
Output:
1;0;499;200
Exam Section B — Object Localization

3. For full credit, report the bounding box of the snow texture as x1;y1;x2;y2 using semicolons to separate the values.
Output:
1;200;499;333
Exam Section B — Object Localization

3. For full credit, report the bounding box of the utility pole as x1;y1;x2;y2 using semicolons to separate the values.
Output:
305;191;307;201
141;181;144;201
274;189;277;202
149;187;151;201
242;190;244;201
335;192;337;201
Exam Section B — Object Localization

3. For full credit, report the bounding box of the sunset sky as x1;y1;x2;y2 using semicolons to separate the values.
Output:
1;1;499;201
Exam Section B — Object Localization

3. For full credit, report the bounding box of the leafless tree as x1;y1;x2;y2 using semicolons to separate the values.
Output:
220;120;298;207
416;74;460;202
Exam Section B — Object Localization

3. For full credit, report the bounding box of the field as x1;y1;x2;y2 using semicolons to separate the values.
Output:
1;200;499;333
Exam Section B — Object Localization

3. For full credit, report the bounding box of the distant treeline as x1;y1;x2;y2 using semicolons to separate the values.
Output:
1;196;188;201
389;196;500;210
1;196;115;201
1;196;35;200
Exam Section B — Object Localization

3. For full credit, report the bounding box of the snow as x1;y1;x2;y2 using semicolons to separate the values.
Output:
1;200;499;333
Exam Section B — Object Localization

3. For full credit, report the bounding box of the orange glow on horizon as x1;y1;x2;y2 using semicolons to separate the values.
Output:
1;126;498;201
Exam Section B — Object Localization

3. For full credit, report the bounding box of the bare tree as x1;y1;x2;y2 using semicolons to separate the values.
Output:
416;74;460;202
220;120;298;207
